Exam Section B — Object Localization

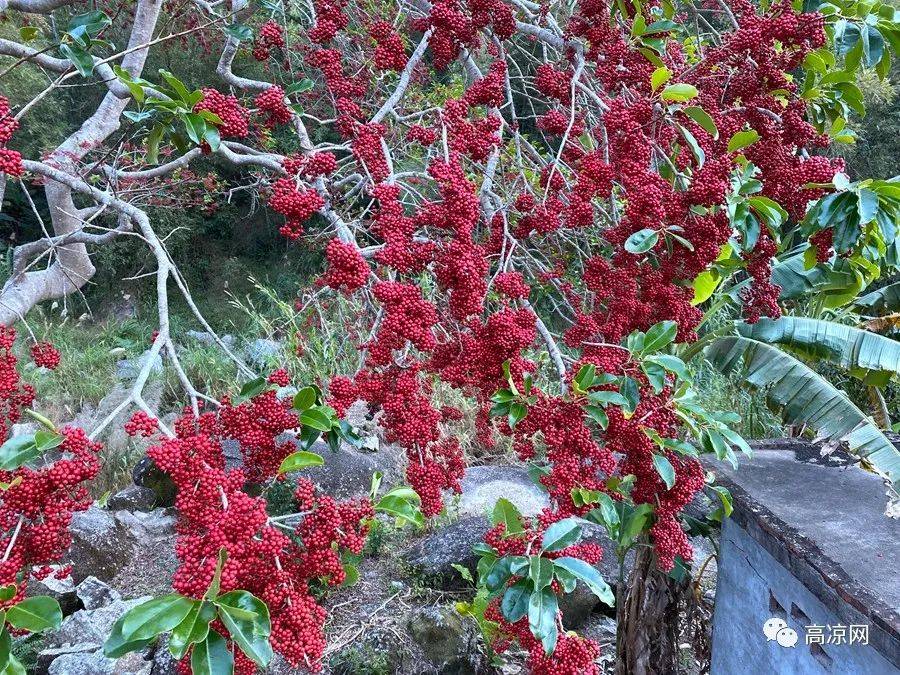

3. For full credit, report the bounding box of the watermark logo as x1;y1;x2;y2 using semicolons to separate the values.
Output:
763;619;869;648
763;618;799;648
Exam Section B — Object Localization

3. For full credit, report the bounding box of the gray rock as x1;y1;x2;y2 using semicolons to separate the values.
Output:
458;465;549;519
114;651;153;675
222;438;243;470
47;650;113;675
295;440;404;500
76;576;121;610
186;330;235;349
245;338;283;367
403;516;490;591
406;606;479;674
116;351;163;381
108;486;156;512
132;457;177;508
28;566;78;615
113;509;177;545
36;644;102;675
65;506;136;583
150;635;178;675
47;596;151;648
9;422;37;438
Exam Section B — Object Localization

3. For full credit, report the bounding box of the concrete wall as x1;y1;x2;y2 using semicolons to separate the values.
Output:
712;518;897;674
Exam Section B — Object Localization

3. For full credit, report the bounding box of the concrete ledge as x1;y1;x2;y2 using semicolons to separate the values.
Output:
707;439;899;673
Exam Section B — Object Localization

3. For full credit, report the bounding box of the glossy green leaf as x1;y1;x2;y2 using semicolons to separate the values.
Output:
216;591;272;667
277;451;325;474
541;517;582;552
660;83;698;102
727;129;760;153
120;594;196;642
624;228;659;254
552;557;615;607
169;601;216;660
491;497;524;535
652;454;675;490
191;630;234;675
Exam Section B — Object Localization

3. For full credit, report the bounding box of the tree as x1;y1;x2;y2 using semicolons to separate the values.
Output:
0;0;898;672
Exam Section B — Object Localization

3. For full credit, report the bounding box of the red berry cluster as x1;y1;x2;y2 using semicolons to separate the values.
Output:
254;86;292;128
269;171;325;240
0;327;35;442
0;96;23;176
124;410;159;437
30;341;60;370
322;238;369;293
252;19;285;61
370;21;407;72
150;389;372;671
0;416;100;608
194;88;249;138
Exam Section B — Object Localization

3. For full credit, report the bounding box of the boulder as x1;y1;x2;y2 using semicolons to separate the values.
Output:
295;441;404;500
403;516;490;591
245;339;283;368
150;635;178;675
28;566;78;616
76;577;121;611
65;506;136;583
47;650;113;675
116;350;163;382
406;606;480;674
108;486;156;512
132;457;176;508
458;465;549;518
185;331;235;349
113;509;177;544
46;596;151;648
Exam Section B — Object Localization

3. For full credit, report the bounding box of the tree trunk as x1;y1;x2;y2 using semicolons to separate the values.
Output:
615;544;690;675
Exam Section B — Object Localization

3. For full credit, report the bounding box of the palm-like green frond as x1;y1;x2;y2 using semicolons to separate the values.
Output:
736;317;900;386
854;281;900;315
706;336;900;486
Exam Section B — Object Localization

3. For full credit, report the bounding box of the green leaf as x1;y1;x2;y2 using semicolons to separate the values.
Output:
727;129;760;153
736;317;900;387
0;628;9;671
584;405;609;429
169;601;216;660
120;594;196;642
857;189;879;224
641;321;677;354
292;387;317;411
191;630;234;675
527;588;559;654
158;69;193;104
300;407;333;432
706;336;900;486
660;83;698;102
277;451;324;474
239;377;267;399
678;125;705;168
708;485;733;518
541;517;582;552
528;556;554;589
0;654;25;675
491;498;524;535
103;618;155;658
588;493;619;534
6;596;62;633
224;23;253;41
652;454;675;490
624;228;659;254
19;26;39;41
651;66;671;91
375;491;424;527
183;113;206;145
508;402;528;428
500;580;531;622
620;503;654;548
553;557;615;607
203;126;221;152
645;354;690;382
285;79;315;96
59;43;95;77
0;586;15;602
0;434;39;471
683;106;718;138
216;591;272;667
